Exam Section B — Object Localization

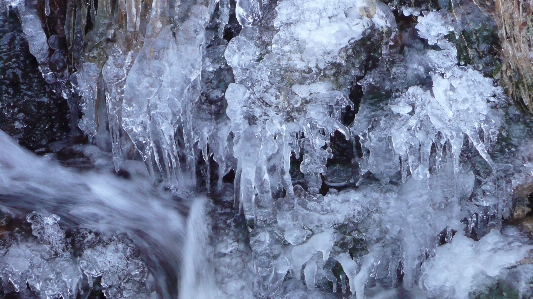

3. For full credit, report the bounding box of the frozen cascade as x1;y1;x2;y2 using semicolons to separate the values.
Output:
225;0;395;211
3;0;533;298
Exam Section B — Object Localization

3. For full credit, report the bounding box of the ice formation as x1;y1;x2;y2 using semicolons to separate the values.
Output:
225;0;394;207
353;11;502;182
3;0;533;298
0;212;150;299
420;230;533;299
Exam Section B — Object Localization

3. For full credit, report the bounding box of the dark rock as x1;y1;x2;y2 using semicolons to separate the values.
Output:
0;10;70;151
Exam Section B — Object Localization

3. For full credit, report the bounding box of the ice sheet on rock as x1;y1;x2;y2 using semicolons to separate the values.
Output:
354;170;467;289
290;230;335;280
79;237;149;298
271;159;475;293
284;227;311;246
271;188;376;292
415;12;459;74
420;230;533;299
235;0;261;27
1;214;77;298
277;190;369;235
273;0;374;68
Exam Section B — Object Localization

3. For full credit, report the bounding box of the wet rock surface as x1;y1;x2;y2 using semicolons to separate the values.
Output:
0;10;70;151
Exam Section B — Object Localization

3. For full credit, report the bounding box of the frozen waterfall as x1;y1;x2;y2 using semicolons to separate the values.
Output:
2;0;533;298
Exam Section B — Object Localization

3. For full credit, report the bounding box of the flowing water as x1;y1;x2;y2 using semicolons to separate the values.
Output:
0;130;187;298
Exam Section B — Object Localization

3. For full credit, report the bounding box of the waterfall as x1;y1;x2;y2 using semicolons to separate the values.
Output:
179;197;220;299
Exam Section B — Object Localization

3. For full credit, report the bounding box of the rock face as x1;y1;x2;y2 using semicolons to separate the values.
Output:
493;0;533;114
0;9;70;151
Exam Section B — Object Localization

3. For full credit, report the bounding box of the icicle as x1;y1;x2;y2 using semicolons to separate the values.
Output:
303;260;317;290
239;165;257;221
196;127;211;191
418;138;433;179
336;253;358;294
282;131;294;195
331;275;337;293
17;5;48;65
102;48;133;171
352;254;375;299
234;162;243;209
76;63;100;138
398;155;404;183
340;272;347;294
212;125;231;191
95;74;111;151
126;0;141;32
218;0;230;37
466;127;495;169
45;0;50;16
450;133;463;175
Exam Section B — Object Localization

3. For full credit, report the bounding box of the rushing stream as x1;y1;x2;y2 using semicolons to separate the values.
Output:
2;0;533;298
